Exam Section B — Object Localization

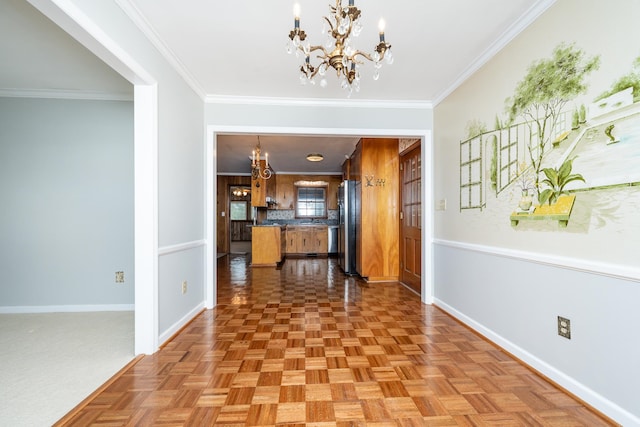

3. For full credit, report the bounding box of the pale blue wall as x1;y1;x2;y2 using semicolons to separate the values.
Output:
55;0;207;346
0;97;134;309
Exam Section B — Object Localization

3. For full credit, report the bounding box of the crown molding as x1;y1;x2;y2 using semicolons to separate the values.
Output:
205;94;433;110
432;0;557;106
115;1;436;109
114;0;206;100
0;88;133;101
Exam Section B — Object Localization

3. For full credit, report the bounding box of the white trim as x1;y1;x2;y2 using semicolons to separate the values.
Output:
206;126;216;310
205;95;432;110
434;239;640;283
212;125;425;139
217;172;251;177
422;132;434;305
434;299;640;427
207;125;434;306
158;240;206;256
26;0;155;86
158;302;205;346
134;84;159;355
114;0;205;99
274;171;344;176
0;88;133;101
0;304;134;314
432;0;557;106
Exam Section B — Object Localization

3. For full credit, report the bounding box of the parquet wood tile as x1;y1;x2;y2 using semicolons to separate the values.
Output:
56;256;618;426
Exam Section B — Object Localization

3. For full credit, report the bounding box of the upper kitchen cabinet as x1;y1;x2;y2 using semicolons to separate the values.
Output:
251;160;275;207
274;174;341;211
275;175;295;210
351;138;400;282
327;179;340;210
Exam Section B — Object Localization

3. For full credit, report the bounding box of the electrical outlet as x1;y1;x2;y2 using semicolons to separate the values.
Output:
436;199;447;211
115;271;124;283
181;280;188;294
557;316;571;339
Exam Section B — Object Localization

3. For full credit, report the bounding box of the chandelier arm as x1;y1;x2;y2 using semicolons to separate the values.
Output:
323;16;335;33
350;51;374;63
296;44;330;60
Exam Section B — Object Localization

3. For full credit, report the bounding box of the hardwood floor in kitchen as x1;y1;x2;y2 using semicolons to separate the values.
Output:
57;255;616;426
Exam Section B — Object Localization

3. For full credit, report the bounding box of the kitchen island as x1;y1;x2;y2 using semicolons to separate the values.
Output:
250;225;285;266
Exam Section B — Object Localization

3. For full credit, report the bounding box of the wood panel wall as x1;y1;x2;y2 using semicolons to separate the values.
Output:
353;138;400;282
217;175;251;253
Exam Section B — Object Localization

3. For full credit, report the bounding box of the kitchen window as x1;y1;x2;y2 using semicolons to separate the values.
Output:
230;201;249;220
296;186;327;218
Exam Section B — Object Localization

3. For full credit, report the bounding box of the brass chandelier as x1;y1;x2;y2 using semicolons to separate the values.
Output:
286;0;393;94
251;137;272;186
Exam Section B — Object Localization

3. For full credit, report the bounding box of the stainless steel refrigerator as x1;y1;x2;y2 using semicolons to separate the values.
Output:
337;180;357;274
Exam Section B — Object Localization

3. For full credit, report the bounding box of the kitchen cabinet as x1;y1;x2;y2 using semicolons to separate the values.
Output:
275;175;295;210
327;179;340;210
285;226;300;253
313;227;328;253
251;160;268;207
275;174;341;211
251;226;285;266
285;225;328;255
351;138;400;282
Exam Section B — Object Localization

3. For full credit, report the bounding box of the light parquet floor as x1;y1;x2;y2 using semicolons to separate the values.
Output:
57;255;617;426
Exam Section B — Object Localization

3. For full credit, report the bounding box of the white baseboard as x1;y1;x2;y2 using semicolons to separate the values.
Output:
158;303;205;346
434;298;640;427
0;304;134;314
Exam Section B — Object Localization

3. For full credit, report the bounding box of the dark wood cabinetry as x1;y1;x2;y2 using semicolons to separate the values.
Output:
286;225;328;254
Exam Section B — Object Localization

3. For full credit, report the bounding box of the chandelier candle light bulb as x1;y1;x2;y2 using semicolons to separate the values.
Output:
293;3;300;25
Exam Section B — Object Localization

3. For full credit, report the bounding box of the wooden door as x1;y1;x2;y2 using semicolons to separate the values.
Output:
400;144;421;294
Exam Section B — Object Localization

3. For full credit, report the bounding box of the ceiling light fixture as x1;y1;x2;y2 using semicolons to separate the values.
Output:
232;188;250;197
286;0;393;94
306;153;324;162
251;136;272;186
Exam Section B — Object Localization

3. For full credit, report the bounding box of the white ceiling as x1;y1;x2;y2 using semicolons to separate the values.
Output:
0;0;554;174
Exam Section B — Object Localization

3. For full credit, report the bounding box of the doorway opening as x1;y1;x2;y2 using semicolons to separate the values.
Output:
229;185;253;254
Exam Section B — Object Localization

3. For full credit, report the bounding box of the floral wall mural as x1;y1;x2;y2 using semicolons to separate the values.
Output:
460;43;640;229
435;0;640;270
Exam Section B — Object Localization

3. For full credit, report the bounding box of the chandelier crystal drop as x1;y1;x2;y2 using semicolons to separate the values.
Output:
286;0;392;94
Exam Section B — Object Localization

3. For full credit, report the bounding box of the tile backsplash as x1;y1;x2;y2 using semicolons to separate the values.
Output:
265;209;337;225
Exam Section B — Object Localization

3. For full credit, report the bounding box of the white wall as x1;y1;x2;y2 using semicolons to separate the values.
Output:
205;101;433;131
434;0;640;424
0;97;134;310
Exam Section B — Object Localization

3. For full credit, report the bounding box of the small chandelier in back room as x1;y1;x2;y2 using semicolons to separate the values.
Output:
286;0;393;95
251;136;272;187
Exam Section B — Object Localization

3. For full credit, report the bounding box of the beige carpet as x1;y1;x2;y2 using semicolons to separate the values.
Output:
0;311;134;426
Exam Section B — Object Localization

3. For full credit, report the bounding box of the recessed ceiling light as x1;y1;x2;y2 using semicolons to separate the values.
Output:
306;153;324;162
